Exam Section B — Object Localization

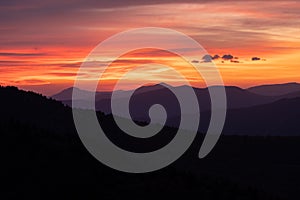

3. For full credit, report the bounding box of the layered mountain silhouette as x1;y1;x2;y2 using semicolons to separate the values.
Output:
53;82;300;112
51;82;300;135
2;85;300;199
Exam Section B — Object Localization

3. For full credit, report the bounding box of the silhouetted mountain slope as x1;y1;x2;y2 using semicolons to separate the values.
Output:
2;85;300;199
0;86;74;135
247;82;300;96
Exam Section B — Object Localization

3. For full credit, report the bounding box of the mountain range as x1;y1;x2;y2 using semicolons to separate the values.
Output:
2;83;300;136
51;82;300;135
52;82;300;111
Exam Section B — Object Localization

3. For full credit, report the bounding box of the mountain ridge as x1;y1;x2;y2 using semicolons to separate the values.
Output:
2;84;300;136
247;82;300;96
51;82;300;114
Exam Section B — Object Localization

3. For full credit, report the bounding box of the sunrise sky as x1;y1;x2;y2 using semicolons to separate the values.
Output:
1;0;300;95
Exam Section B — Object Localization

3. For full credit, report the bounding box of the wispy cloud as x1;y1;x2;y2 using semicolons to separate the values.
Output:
0;52;47;57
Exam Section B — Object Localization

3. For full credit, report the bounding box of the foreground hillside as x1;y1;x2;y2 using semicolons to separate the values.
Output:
1;86;300;199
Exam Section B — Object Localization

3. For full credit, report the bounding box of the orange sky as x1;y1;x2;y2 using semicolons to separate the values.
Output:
0;1;300;95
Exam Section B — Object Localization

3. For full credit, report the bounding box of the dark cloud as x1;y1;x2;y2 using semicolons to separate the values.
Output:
252;57;261;61
200;54;240;63
58;62;82;68
12;79;50;85
191;60;199;63
212;54;220;60
222;54;234;60
0;52;46;57
0;0;222;10
202;54;212;62
46;72;78;77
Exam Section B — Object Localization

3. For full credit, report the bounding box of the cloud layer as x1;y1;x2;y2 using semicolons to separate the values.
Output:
1;0;300;94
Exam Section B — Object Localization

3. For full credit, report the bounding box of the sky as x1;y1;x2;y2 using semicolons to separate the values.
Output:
0;0;300;95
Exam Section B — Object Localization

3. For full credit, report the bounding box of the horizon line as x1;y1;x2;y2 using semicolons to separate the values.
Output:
2;81;300;97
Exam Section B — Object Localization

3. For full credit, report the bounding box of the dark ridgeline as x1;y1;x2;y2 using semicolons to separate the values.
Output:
1;85;300;199
247;82;300;96
53;83;300;112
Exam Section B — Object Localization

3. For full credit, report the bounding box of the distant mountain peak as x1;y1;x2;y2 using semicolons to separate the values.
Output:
157;82;173;87
51;87;94;101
